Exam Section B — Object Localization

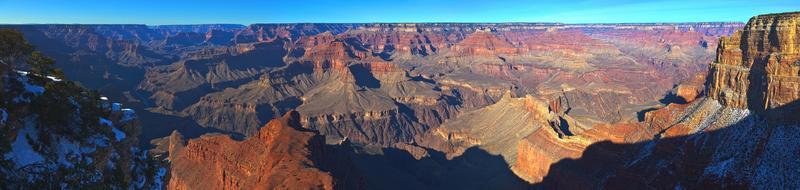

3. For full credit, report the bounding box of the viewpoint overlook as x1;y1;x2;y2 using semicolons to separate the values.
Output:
0;1;799;189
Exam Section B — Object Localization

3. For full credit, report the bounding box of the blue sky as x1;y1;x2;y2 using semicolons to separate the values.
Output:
0;0;798;24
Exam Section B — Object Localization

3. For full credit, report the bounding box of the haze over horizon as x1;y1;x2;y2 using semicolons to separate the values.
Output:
0;0;798;25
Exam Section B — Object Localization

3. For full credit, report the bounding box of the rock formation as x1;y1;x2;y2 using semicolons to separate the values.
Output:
514;12;800;189
6;20;779;189
708;12;800;112
1;22;743;148
167;111;335;190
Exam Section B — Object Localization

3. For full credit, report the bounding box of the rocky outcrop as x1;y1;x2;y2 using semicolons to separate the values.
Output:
168;111;335;190
453;29;519;57
435;93;554;162
149;130;186;161
708;12;800;111
515;12;800;189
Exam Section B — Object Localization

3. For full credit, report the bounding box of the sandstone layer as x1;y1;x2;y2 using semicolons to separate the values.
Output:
708;12;800;111
168;111;335;190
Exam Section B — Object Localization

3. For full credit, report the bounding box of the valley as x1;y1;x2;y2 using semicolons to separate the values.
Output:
1;10;799;189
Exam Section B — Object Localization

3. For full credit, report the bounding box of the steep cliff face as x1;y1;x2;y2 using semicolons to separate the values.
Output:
708;12;800;111
167;111;335;190
514;12;800;189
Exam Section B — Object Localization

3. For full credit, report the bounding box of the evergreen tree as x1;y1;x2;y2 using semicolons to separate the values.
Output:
27;51;64;79
0;29;33;104
0;29;32;64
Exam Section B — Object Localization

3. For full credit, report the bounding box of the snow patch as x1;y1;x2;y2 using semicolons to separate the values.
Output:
23;80;44;95
54;137;95;168
112;127;126;142
106;158;116;170
152;167;167;190
135;175;146;189
111;103;122;111
704;158;734;178
0;108;7;125
99;117;113;126
16;70;61;82
99;117;126;141
4;126;45;168
89;134;111;148
13;75;45;103
121;108;136;122
46;76;62;82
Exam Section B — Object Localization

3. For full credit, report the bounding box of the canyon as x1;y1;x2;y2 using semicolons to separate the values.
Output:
1;11;799;189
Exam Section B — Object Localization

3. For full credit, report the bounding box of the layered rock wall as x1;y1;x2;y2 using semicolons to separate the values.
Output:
708;12;800;111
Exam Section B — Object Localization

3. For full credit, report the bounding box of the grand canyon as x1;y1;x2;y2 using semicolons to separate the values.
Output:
0;2;799;189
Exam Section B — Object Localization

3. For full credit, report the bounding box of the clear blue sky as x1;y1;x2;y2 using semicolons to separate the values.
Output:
0;0;798;24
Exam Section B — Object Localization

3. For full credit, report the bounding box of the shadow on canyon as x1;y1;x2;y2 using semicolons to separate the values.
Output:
533;99;800;189
137;107;245;148
314;99;800;190
320;144;530;190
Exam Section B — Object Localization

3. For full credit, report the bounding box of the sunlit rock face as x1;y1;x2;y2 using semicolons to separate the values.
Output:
708;12;800;111
167;111;336;190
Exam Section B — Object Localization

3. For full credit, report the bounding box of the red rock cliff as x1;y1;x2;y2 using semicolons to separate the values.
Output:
708;12;800;111
167;111;335;190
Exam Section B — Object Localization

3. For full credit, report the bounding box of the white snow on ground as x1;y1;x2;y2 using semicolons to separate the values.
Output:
135;175;146;189
89;134;111;147
45;76;61;82
99;117;113;126
16;70;61;82
13;75;45;103
112;127;126;142
54;137;96;167
99;117;126;141
4;126;45;168
704;158;734;178
111;103;122;111
106;159;116;170
24;82;44;95
751;124;800;189
0;108;7;125
152;167;167;190
121;108;136;122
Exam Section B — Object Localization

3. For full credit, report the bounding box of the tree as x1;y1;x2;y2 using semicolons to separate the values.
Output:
0;29;33;64
0;29;34;100
27;51;62;79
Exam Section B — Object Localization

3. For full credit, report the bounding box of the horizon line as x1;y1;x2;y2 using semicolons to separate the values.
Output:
0;21;748;26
